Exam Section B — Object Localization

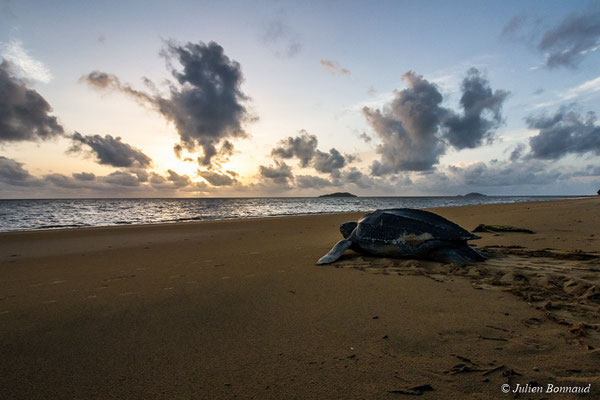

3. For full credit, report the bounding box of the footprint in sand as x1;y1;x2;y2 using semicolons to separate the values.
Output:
104;274;136;282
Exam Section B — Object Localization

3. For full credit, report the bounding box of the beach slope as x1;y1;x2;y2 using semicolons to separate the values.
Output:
1;198;599;399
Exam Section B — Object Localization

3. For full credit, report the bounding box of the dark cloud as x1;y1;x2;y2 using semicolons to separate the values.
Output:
149;170;191;189
0;156;42;186
159;41;251;166
73;172;95;181
508;143;526;162
261;20;302;58
82;41;253;168
270;130;351;177
295;175;334;189
539;10;600;69
258;161;293;185
43;169;158;191
102;171;142;187
527;106;600;159
442;68;509;149
502;10;600;69
312;148;346;176
82;71;154;105
340;167;377;189
68;132;152;168
358;132;372;143
447;159;563;187
44;173;97;189
363;71;447;173
197;170;237;186
501;14;528;38
0;61;64;143
271;131;317;167
320;60;351;75
363;69;508;175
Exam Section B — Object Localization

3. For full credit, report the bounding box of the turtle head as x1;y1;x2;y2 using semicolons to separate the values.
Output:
339;221;357;239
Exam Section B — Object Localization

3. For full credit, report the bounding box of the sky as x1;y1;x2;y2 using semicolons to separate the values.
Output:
1;0;599;198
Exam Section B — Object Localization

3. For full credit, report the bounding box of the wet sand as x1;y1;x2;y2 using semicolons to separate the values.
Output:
1;198;599;399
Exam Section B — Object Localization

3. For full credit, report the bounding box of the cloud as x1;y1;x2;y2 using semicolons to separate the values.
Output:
295;175;335;189
197;170;237;186
443;68;509;149
526;106;600;159
446;159;563;187
312;148;346;176
158;41;252;165
502;9;600;69
0;159;215;196
0;40;52;83
82;41;253;168
0;156;42;186
539;10;600;69
270;130;351;177
73;172;95;181
508;143;527;162
261;20;302;58
271;131;317;167
258;160;293;185
339;167;380;189
102;171;143;187
363;69;508;175
44;172;99;189
67;132;152;169
531;75;600;110
362;71;447;173
320;59;351;75
358;132;372;143
82;71;154;105
501;14;528;38
0;61;64;142
149;170;191;189
562;75;600;101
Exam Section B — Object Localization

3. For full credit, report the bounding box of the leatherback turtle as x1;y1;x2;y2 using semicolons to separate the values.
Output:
317;208;487;265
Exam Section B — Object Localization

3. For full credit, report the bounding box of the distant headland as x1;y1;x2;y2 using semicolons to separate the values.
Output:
458;192;487;198
318;192;358;198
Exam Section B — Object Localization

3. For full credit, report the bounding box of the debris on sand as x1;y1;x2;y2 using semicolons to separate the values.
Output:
388;384;434;395
473;224;534;234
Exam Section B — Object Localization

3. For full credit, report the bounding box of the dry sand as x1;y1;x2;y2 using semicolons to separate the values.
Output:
1;198;599;399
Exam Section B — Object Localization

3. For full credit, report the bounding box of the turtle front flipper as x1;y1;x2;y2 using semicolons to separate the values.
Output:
317;239;352;264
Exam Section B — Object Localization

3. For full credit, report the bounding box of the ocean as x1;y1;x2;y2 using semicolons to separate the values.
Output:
0;196;581;232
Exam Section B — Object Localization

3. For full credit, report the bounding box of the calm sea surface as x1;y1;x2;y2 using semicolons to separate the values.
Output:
0;196;581;232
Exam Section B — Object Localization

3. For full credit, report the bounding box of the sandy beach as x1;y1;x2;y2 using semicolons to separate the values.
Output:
1;198;599;399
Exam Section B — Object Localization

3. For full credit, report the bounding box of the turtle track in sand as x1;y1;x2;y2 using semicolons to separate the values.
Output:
330;248;600;347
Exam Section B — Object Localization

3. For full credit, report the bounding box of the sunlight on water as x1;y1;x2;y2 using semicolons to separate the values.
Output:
0;196;580;232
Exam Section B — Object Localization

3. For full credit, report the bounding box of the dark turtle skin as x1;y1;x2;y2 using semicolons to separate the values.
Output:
317;208;487;265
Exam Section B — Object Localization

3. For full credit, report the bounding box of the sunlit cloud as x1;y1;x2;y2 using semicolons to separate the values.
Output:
532;75;600;109
0;40;52;83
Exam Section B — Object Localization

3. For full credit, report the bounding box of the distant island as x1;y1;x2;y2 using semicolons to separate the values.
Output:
319;192;357;198
459;192;487;198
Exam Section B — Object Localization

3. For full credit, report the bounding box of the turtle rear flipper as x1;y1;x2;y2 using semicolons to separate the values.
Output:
317;239;352;265
428;244;489;266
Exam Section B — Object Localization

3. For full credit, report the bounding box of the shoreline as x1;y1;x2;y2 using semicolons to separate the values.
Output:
2;197;600;399
0;196;592;234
